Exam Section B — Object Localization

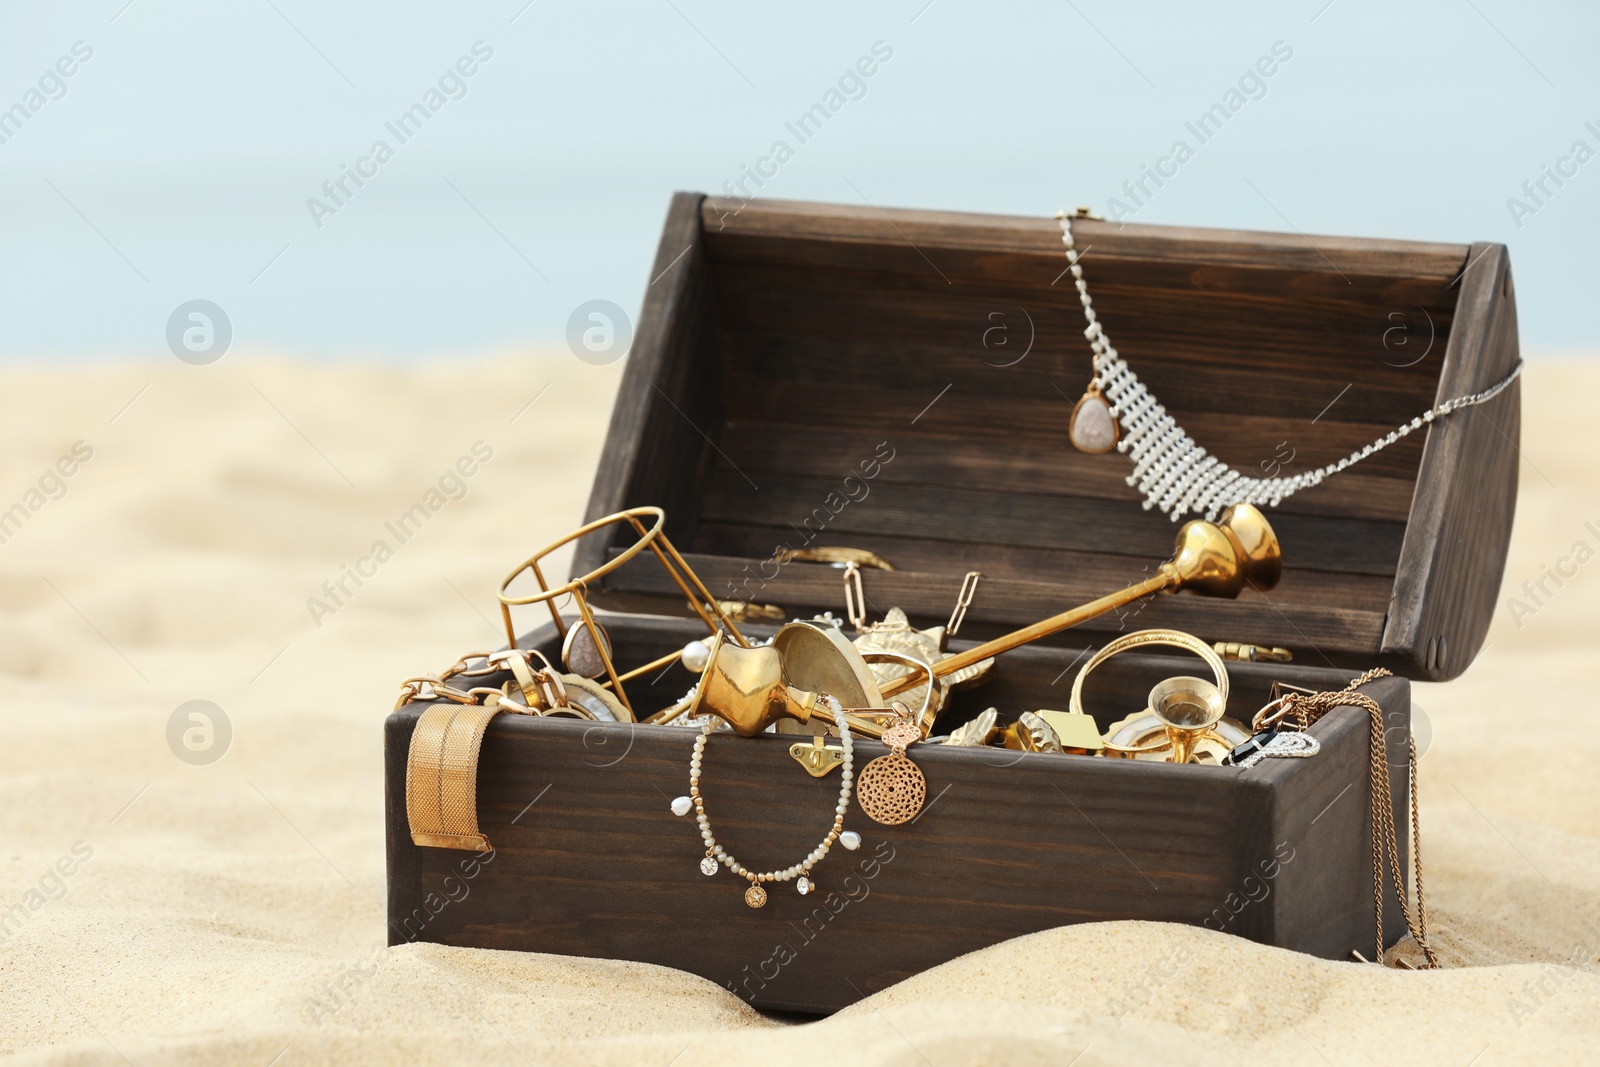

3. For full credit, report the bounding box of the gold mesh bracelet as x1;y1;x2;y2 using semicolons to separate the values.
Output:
406;703;502;850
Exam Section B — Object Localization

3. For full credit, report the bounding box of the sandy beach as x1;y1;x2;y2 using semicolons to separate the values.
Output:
1;353;1596;1065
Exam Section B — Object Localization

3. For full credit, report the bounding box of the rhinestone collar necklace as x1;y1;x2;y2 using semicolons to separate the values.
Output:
1057;212;1524;521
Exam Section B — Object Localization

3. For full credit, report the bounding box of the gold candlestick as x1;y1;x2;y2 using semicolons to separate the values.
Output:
879;504;1281;699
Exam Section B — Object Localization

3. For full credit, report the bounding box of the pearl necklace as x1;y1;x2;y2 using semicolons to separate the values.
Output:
1058;213;1525;521
674;710;860;908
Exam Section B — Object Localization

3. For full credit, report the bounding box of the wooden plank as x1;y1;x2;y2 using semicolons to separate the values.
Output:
712;423;1419;524
711;385;1429;483
709;263;1457;407
695;470;1409;577
716;330;1451;432
703;197;1470;282
1381;245;1521;680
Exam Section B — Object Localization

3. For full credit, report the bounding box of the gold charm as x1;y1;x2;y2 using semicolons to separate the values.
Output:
1001;711;1063;753
945;707;1000;747
744;882;768;908
1069;379;1119;454
856;706;927;826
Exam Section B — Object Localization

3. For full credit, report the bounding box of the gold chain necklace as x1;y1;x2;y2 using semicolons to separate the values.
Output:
1255;667;1439;967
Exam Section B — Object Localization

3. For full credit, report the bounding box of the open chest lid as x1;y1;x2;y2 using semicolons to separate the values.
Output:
571;193;1521;682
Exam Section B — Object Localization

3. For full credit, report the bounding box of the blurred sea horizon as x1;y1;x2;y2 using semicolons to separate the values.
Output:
3;0;1597;359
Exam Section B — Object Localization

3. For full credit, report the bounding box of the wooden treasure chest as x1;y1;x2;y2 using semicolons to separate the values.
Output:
385;193;1520;1014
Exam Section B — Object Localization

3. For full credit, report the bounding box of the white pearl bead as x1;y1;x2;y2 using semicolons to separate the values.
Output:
840;831;861;850
680;639;711;673
670;796;692;817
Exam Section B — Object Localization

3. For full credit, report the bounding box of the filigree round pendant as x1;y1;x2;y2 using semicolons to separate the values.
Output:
856;752;926;826
744;883;767;908
700;856;718;876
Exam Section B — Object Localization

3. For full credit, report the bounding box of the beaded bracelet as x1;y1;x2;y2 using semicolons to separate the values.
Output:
672;700;861;908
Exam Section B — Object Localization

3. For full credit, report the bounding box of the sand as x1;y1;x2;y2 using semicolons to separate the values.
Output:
0;354;1596;1065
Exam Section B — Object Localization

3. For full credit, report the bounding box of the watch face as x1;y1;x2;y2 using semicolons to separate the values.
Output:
557;674;630;722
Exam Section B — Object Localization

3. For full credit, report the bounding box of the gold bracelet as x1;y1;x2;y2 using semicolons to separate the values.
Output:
1068;628;1230;719
787;546;896;570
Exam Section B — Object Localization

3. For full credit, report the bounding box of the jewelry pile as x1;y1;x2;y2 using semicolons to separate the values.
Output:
394;496;1432;962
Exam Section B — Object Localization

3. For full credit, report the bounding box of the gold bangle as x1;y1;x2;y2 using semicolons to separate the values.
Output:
1068;628;1230;719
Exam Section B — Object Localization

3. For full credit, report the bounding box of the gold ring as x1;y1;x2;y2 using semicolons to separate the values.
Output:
1069;628;1229;719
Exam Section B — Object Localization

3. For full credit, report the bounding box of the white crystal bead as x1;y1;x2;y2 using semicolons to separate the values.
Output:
671;796;692;817
797;877;813;895
840;831;861;850
700;856;718;876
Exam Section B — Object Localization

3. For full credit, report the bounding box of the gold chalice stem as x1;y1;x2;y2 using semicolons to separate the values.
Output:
883;570;1175;698
879;504;1281;701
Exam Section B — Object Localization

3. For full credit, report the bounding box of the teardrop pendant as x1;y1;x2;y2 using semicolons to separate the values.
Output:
1069;382;1119;454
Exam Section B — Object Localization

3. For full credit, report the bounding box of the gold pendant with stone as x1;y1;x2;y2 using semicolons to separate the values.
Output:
1069;379;1119;454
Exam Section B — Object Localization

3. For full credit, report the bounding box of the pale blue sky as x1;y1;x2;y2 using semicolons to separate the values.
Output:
1;0;1596;358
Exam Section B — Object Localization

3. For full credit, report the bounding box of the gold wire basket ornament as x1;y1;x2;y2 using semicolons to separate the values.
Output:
407;508;751;852
496;506;751;719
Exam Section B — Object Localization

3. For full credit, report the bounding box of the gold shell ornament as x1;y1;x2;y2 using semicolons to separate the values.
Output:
853;608;994;718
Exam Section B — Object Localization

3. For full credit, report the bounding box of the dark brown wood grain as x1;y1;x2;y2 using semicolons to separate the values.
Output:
386;617;1412;1014
713;421;1421;523
701;197;1469;284
574;193;1517;679
1381;245;1521;678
